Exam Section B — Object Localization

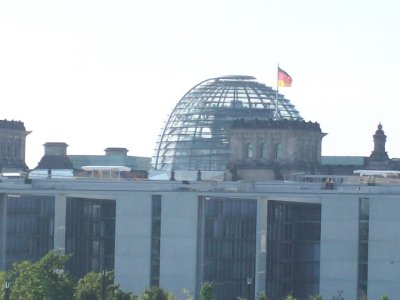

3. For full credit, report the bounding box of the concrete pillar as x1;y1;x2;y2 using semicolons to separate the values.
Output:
54;194;67;253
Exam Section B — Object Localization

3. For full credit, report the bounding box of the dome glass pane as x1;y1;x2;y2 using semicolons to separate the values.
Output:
152;76;302;171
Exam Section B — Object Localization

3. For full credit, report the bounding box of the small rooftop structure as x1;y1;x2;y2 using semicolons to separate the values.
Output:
35;142;74;170
353;169;400;178
69;147;150;171
81;165;132;179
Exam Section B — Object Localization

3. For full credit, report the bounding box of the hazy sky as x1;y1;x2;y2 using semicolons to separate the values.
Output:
1;0;399;168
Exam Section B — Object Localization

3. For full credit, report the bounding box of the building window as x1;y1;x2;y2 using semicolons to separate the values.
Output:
358;198;369;299
4;195;55;270
266;201;321;300
245;143;253;158
260;143;267;159
274;143;282;159
150;195;162;287
198;197;256;300
305;144;311;161
65;198;116;278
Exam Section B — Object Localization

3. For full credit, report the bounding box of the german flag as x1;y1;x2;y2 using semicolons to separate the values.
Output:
277;67;292;87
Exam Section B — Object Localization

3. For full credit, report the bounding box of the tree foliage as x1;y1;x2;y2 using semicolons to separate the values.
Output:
1;251;136;300
309;295;323;300
200;282;216;300
183;288;194;300
257;291;270;300
3;251;395;300
141;287;170;300
75;271;104;300
0;271;9;299
285;293;297;300
9;251;74;300
75;270;136;300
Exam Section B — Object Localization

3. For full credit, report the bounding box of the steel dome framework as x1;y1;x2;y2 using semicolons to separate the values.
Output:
152;76;303;171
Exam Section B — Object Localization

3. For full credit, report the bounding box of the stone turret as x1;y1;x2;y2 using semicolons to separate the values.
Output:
0;119;30;172
36;142;73;169
365;123;392;170
370;123;389;161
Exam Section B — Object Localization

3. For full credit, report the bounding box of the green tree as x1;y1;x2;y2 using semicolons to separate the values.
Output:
381;296;389;300
0;271;9;299
166;292;178;300
74;271;103;300
75;270;136;300
141;287;169;300
309;295;323;300
2;251;136;300
10;251;74;300
257;291;269;300
183;289;194;300
200;282;216;300
285;293;297;300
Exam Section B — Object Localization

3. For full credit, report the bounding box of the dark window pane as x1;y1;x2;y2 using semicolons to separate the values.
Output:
266;201;321;300
150;195;162;287
65;198;116;278
199;198;256;300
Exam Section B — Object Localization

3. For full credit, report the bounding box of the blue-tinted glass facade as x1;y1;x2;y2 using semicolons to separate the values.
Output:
65;197;116;278
198;197;257;300
266;201;321;300
358;198;369;299
2;194;54;270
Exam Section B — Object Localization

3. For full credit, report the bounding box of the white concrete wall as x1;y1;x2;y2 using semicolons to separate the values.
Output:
320;195;359;300
54;194;66;253
159;192;198;299
368;196;400;300
114;192;152;295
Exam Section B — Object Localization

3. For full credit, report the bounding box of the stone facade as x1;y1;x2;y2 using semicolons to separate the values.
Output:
228;119;325;180
228;121;400;180
0;119;30;172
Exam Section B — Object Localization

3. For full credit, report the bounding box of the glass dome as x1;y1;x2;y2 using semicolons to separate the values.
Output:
152;75;303;171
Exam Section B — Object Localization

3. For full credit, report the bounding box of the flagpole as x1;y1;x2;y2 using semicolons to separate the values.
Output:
275;63;280;120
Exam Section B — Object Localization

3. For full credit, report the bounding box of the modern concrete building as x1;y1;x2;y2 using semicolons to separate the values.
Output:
1;174;400;299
